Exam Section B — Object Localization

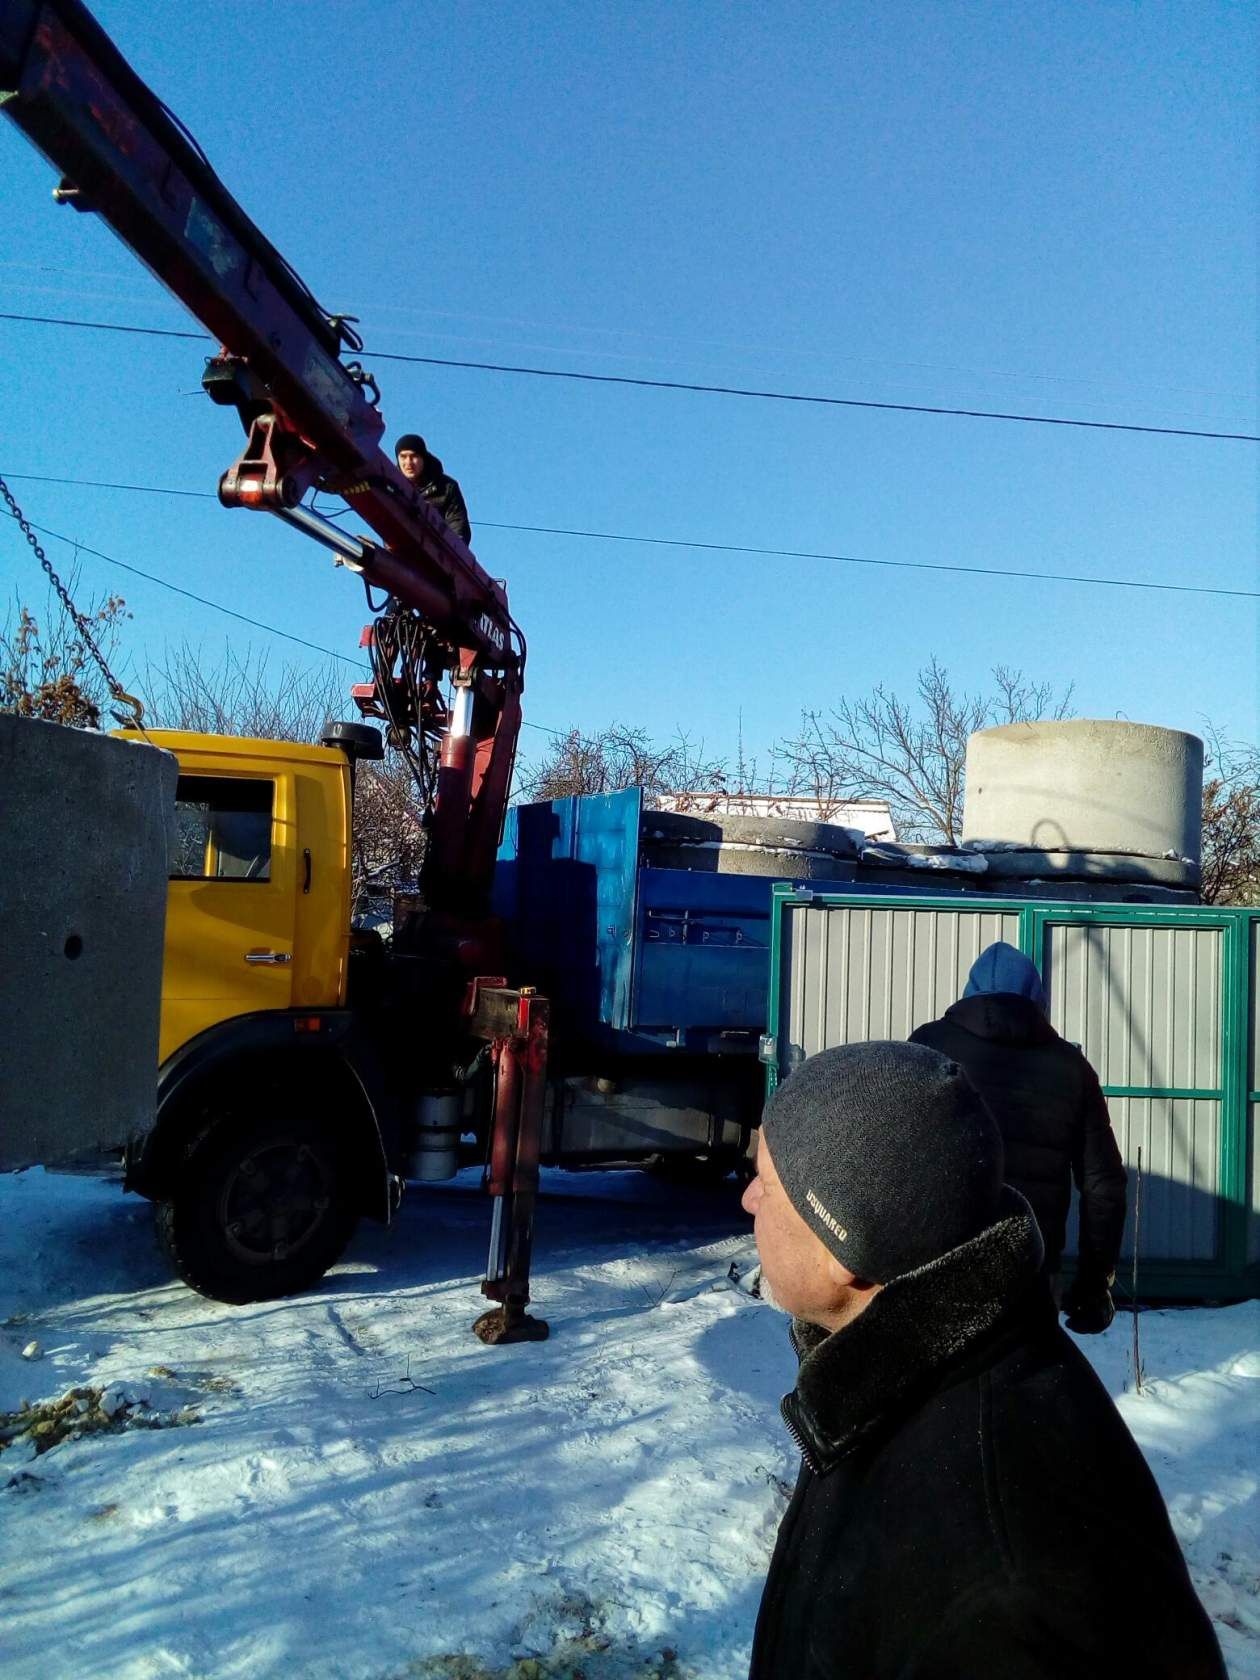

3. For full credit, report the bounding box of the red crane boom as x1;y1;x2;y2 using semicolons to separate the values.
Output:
0;0;522;905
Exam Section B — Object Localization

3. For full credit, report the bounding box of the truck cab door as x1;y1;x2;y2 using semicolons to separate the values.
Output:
161;769;296;1061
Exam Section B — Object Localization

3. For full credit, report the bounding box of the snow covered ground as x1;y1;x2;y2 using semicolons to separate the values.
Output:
1;1165;1257;1680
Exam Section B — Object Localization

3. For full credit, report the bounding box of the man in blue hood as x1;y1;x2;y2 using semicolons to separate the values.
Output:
910;941;1127;1333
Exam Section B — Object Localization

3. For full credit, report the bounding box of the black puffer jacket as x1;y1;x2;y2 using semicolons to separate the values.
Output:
911;995;1126;1279
750;1199;1225;1680
417;453;471;543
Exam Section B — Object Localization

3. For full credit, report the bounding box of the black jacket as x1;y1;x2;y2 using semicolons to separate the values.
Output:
750;1201;1225;1680
910;995;1126;1279
417;453;471;543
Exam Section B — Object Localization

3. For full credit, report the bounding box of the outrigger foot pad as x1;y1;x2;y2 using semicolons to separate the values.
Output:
473;1305;550;1345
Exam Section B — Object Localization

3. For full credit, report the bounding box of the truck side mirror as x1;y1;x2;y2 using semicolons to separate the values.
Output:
321;721;384;762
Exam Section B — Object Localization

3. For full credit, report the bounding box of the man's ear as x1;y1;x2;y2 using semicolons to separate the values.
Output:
827;1253;882;1300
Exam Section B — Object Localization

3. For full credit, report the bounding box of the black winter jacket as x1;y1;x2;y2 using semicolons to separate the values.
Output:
416;453;471;543
750;1200;1225;1680
910;994;1126;1279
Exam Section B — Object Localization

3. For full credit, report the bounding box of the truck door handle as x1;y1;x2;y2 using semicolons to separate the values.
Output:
244;950;292;966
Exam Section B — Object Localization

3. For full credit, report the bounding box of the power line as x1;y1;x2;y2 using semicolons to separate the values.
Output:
0;471;216;500
0;506;568;737
3;512;364;667
477;520;1259;602
5;264;1256;404
2;310;1256;444
0;310;205;342
2;469;1254;602
366;353;1260;444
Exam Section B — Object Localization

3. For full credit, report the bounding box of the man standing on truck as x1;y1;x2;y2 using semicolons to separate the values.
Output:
909;940;1127;1334
741;1040;1224;1679
395;433;471;544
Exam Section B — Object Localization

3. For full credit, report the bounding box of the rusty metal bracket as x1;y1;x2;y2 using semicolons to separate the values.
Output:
466;982;550;1345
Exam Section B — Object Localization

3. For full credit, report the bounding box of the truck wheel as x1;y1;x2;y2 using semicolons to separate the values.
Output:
155;1108;359;1304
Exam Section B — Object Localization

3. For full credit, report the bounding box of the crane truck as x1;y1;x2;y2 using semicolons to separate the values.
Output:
0;0;562;1341
3;0;819;1337
8;2;1162;1335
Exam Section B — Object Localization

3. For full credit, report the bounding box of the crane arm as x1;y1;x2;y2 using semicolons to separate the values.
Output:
1;0;521;902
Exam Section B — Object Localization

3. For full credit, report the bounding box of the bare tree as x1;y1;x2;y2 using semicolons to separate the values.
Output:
1;584;131;729
516;722;728;807
774;660;1076;844
1200;726;1260;905
350;753;427;913
144;642;346;742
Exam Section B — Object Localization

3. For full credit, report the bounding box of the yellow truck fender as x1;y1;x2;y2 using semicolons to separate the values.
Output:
128;1010;398;1223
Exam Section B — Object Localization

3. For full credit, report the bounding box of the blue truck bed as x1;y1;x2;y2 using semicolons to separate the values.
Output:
494;789;1018;1056
494;788;779;1055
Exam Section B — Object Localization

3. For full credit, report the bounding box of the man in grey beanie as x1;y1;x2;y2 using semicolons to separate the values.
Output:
744;1040;1224;1679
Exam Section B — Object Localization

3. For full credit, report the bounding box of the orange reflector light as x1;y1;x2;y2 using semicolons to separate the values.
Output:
293;1016;322;1034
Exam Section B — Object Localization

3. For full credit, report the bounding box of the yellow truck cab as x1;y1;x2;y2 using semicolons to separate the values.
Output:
158;730;351;1059
122;725;399;1304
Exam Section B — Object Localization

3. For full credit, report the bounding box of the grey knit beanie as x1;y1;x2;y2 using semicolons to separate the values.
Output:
761;1041;1003;1283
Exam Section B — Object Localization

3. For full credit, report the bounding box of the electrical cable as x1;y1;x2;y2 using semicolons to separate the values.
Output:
2;311;1256;443
2;470;1254;602
0;311;204;341
359;352;1260;444
0;506;566;735
0;471;216;499
2;510;364;666
475;520;1260;603
6;262;1253;405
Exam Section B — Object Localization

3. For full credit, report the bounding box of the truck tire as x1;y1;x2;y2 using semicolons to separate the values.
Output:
155;1105;359;1304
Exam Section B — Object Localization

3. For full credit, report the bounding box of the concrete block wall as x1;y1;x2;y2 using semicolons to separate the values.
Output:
0;717;177;1170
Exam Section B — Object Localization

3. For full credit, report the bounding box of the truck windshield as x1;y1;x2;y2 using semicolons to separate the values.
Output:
172;776;273;882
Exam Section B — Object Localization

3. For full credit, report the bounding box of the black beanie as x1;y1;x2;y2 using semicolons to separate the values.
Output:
395;433;426;456
761;1041;1003;1284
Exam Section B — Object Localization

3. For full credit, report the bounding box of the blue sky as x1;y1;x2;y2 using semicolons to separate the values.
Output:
1;0;1256;778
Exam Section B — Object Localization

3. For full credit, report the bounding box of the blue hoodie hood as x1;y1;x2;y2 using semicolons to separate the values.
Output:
963;941;1048;1012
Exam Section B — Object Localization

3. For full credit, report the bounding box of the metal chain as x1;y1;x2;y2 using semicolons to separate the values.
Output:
0;472;145;727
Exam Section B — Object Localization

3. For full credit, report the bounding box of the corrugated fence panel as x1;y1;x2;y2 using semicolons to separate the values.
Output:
781;904;1021;1063
780;904;1236;1272
1065;1097;1222;1263
1044;923;1221;1092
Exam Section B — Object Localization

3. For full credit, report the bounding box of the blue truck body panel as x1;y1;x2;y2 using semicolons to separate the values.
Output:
496;789;782;1053
495;790;957;1056
494;789;641;1048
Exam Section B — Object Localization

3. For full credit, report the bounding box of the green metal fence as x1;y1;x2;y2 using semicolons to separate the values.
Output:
763;889;1259;1302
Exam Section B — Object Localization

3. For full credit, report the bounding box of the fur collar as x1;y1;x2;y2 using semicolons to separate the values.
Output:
784;1190;1048;1473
